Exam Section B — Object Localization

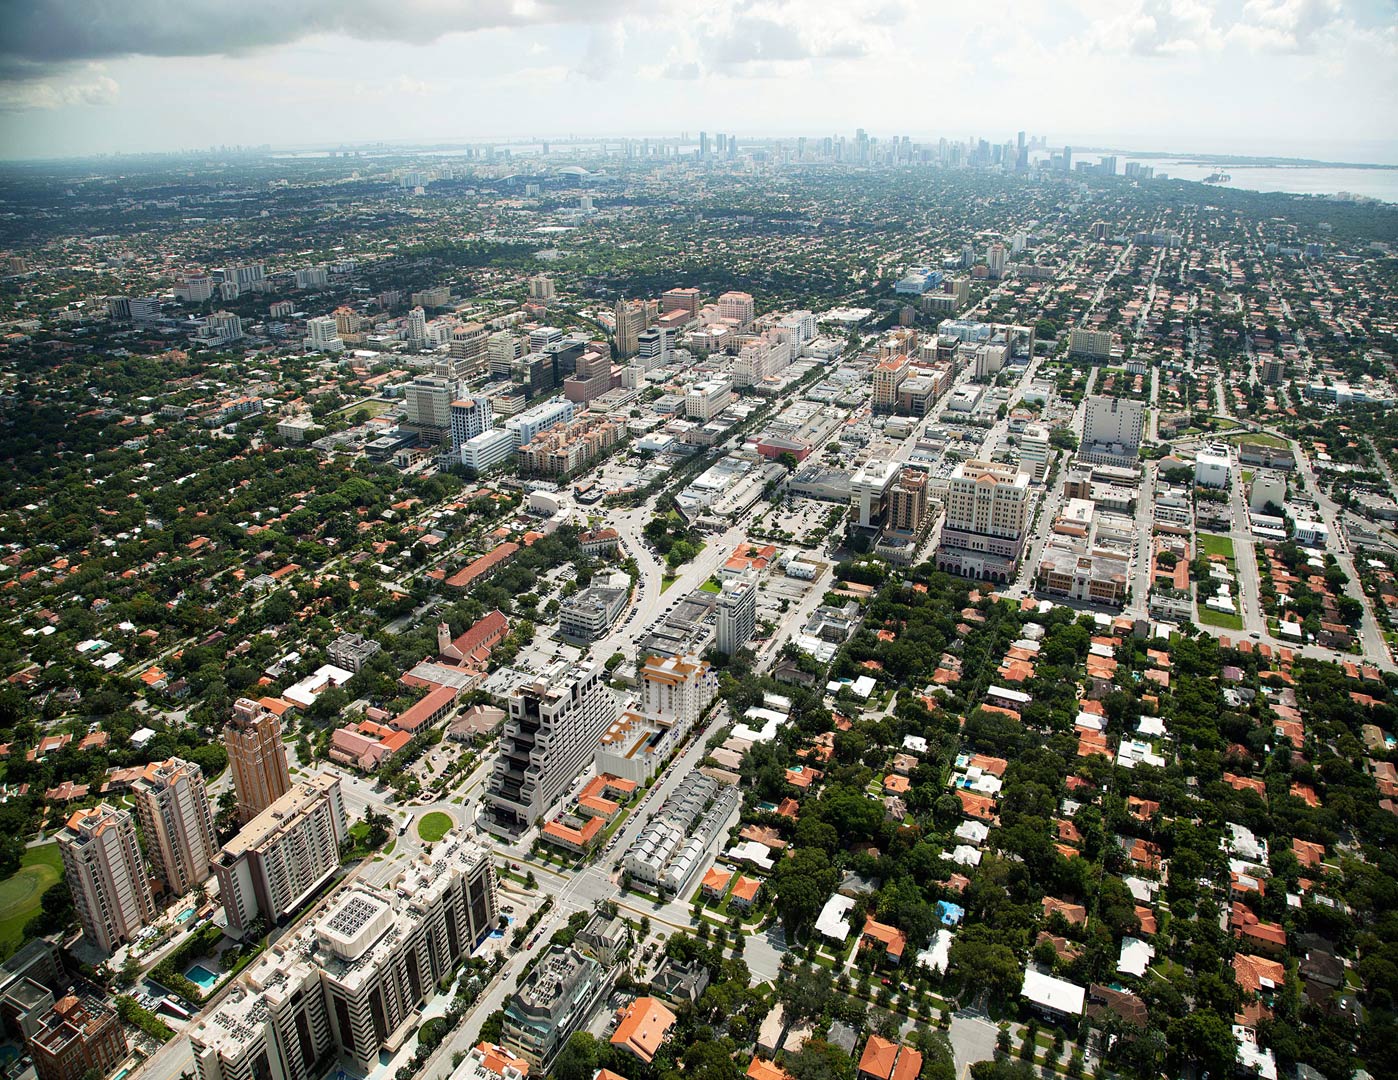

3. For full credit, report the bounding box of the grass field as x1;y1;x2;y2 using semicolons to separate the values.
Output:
333;397;394;419
417;812;453;843
0;844;63;960
1225;430;1289;449
1198;607;1246;631
1197;533;1236;561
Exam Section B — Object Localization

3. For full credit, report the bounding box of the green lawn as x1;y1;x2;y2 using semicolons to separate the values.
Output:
699;578;722;594
660;576;678;593
417;812;454;843
1225;430;1289;449
1197;533;1236;561
0;843;63;960
1197;607;1246;630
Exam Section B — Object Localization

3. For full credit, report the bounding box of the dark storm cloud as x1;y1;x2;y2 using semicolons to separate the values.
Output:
0;0;642;79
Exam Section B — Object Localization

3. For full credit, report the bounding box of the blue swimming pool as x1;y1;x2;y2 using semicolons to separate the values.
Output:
185;964;220;991
113;1069;130;1080
175;908;195;923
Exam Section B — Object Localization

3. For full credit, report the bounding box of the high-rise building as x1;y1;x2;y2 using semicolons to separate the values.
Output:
485;660;619;833
502;947;608;1069
131;758;218;899
407;306;428;349
489;330;523;375
613;299;655;357
715;574;757;657
442;322;489;380
716;291;755;328
1083;395;1144;455
191;832;497;1080
214;775;347;938
58;806;156;955
403;375;457;437
450;397;493;452
886;468;930;534
528;274;555;301
1019;423;1051;481
1260;357;1285;385
303;316;345;353
872;354;910;413
1068;327;1113;359
225;698;292;825
987;243;1007;280
935;460;1033;582
295;266;329;290
29;993;127;1080
660;287;702;317
684;378;732;421
851;460;901;529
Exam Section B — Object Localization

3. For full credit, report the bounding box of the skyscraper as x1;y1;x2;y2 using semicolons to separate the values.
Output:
407;306;427;349
403;375;457;437
936;460;1032;582
225;698;292;825
131;758;218;898
58;805;156;954
716;574;757;657
987;242;1007;280
450;397;493;453
613;298;654;358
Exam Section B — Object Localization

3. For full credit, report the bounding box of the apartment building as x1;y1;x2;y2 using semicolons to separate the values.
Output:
1068;328;1113;360
559;576;630;644
131;758;218;898
685;379;733;422
872;354;910;413
191;833;497;1080
502;947;610;1069
885;468;930;534
58;806;156;955
1081;395;1144;467
596;655;717;784
717;291;755;328
485;661;619;834
214;775;347;938
29;993;126;1080
516;416;622;478
225;698;292;824
935;459;1032;583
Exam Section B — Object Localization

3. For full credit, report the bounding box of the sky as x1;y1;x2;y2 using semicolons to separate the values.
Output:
0;0;1395;162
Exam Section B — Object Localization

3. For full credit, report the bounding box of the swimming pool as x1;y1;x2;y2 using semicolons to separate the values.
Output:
175;908;195;923
113;1069;130;1080
185;964;220;991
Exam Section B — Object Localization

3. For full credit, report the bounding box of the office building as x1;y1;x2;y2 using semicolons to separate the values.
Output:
29;993;126;1080
225;698;292;824
489;330;523;374
685;378;733;421
886;468;930;534
202;311;244;343
1068;328;1113;360
558;576;630;644
872;354;910;413
461;429;518;472
485;661;619;834
295;266;328;290
661;287;702;317
327;633;382;674
562;348;614;404
1261;357;1285;385
442;322;489;380
450;397;493;453
222;263;267;296
614;298;655;357
1019;423;1051;481
58;806;156;955
936;460;1033;583
176;274;215;303
851;460;901;529
504;398;575;447
403;375;457;438
528;274;555;301
214;775;347;938
303;316;345;353
1081;395;1144;467
716;291;755;328
502;947;609;1069
641;654;715;730
191;832;496;1080
131;758;218;898
1195;443;1232;488
407;306;428;349
716;573;757;657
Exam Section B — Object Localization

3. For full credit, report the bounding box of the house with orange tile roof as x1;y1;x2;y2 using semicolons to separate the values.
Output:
1234;953;1286;995
463;1042;530;1080
955;789;998;821
856;1035;922;1080
861;917;907;964
610;997;677;1064
883;774;910;796
1224;772;1268;798
747;1057;791;1080
1292;838;1325;867
730;876;762;909
541;814;604;854
1231;903;1286;955
1042;896;1087;926
702;867;734;900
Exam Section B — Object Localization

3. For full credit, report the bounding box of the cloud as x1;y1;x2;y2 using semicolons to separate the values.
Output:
0;0;653;80
0;71;118;111
1228;0;1344;53
1100;0;1223;56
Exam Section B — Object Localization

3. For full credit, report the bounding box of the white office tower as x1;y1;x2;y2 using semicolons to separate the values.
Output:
214;775;347;938
716;573;757;657
304;316;345;353
58;805;156;954
176;274;215;302
223;263;267;295
441;321;489;380
1081;395;1144;467
202;311;244;343
1012;232;1027;255
131;758;218;898
485;660;619;834
488;331;522;376
407;306;428;349
190;831;497;1080
1019;423;1051;481
450;397;493;452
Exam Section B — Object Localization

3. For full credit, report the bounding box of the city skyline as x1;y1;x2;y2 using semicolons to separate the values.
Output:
1;0;1395;160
